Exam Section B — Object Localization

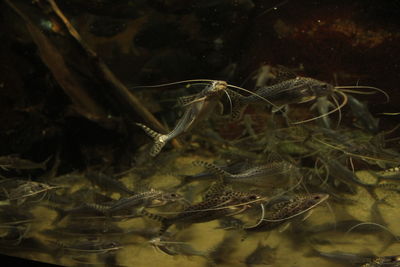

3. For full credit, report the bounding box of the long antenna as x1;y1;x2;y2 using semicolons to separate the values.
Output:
345;222;400;242
130;79;216;89
331;93;342;129
227;84;282;111
335;86;389;103
290;90;348;125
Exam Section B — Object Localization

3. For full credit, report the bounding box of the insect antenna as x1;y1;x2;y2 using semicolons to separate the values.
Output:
290;90;348;125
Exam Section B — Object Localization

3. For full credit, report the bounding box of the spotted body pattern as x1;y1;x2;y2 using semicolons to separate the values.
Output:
361;255;400;267
248;77;333;105
5;181;60;203
137;81;227;156
231;77;334;120
141;190;265;235
246;193;329;232
375;166;400;180
52;240;122;254
193;160;298;186
89;189;183;214
312;250;400;267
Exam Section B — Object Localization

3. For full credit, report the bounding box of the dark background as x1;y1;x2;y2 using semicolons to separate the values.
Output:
0;0;399;265
0;0;399;176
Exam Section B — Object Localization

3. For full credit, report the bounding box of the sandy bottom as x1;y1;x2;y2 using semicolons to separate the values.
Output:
1;155;399;267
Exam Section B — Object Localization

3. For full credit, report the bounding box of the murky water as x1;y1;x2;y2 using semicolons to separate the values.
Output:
1;145;400;267
1;0;400;266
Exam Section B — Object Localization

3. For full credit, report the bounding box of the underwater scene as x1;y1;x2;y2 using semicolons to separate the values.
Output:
1;0;400;266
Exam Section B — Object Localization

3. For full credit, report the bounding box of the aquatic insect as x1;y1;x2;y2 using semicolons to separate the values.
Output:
245;193;329;232
140;190;265;236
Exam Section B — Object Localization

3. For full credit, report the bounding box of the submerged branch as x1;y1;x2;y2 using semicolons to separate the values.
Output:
5;0;180;148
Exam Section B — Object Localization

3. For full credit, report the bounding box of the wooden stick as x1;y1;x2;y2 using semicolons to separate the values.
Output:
4;0;106;118
47;0;174;136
